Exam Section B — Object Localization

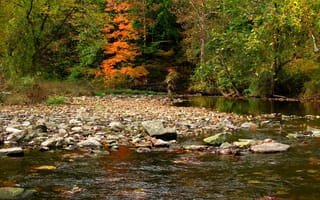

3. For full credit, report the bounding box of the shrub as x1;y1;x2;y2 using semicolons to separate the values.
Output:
46;96;66;105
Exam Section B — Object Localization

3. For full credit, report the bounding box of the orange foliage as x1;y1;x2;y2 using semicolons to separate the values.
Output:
99;0;147;81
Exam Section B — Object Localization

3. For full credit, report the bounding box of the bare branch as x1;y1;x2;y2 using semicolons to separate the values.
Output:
312;33;319;53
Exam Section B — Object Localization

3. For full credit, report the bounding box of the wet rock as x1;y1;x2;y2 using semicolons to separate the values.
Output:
250;142;290;153
203;132;230;146
0;147;24;157
109;122;125;132
220;142;233;149
141;121;177;141
77;137;102;148
183;145;208;151
0;187;36;200
136;147;151;153
233;140;253;148
173;156;201;165
312;132;320;137
215;148;233;155
151;138;170;147
308;127;320;137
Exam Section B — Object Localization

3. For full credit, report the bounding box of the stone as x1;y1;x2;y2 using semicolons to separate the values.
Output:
307;127;320;137
41;136;64;147
141;121;177;141
233;141;251;148
0;187;36;200
0;147;24;157
312;132;320;137
22;121;31;127
77;137;102;148
203;133;230;146
251;142;290;153
219;118;238;130
109;122;125;131
151;138;170;147
71;127;82;132
240;122;257;131
220;142;232;149
58;128;68;135
136;147;151;153
5;127;23;134
6;130;27;142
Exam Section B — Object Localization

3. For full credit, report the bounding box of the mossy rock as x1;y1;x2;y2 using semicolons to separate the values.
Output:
0;187;36;199
203;132;230;146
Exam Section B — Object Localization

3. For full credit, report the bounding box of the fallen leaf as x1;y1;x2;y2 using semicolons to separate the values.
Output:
30;165;56;172
247;180;261;184
307;169;318;174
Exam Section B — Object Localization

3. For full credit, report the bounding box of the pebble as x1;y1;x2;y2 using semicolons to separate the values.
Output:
0;95;284;155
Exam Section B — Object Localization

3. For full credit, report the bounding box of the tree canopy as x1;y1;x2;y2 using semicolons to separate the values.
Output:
0;0;319;98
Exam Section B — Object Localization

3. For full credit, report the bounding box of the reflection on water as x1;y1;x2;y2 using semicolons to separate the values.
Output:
1;138;320;199
175;96;320;115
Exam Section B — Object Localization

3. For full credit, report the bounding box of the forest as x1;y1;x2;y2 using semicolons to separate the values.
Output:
1;0;320;100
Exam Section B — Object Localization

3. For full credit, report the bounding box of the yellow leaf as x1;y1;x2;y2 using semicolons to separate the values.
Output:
307;169;318;174
32;165;56;171
247;180;261;184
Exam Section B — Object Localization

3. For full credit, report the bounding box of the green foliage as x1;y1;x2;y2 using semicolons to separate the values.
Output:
97;88;164;95
1;0;320;98
46;96;66;105
187;0;320;97
0;0;106;81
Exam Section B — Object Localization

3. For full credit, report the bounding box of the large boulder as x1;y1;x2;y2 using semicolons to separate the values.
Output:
250;142;290;153
141;121;177;141
0;147;24;157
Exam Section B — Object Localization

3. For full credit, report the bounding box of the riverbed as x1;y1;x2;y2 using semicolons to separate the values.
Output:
1;95;320;199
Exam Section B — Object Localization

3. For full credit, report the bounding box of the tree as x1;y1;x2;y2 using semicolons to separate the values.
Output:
189;0;320;97
100;0;148;87
0;0;107;81
174;0;215;65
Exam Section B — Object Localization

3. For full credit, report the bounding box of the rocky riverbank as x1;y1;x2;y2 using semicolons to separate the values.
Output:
0;95;296;156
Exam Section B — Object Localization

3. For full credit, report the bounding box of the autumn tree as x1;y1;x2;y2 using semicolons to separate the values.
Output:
100;0;148;87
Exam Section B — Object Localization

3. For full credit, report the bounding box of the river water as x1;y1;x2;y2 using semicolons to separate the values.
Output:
1;96;320;199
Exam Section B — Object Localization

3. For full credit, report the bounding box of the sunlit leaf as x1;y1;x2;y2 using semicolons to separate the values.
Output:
247;180;261;184
307;169;318;174
31;165;56;171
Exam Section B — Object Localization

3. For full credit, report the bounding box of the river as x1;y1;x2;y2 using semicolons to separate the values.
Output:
1;96;320;199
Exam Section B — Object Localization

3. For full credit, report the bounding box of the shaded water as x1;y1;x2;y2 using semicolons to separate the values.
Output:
175;96;320;115
1;97;320;199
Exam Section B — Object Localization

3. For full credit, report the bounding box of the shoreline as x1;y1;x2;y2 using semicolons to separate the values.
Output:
0;95;242;153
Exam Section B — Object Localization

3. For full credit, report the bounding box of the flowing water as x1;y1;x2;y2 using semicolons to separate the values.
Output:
1;96;320;199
